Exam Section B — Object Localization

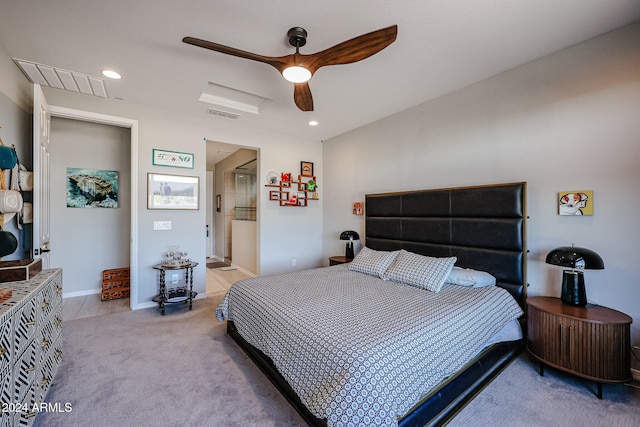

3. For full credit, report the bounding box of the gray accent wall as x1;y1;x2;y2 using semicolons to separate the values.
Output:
322;23;640;347
0;86;31;260
49;117;131;296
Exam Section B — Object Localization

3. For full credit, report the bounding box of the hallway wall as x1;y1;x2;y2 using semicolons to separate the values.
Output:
50;117;131;296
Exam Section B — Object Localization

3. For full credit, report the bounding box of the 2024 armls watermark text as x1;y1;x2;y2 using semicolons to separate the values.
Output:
2;402;72;414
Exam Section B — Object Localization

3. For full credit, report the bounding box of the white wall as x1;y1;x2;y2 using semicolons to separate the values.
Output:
49;117;131;296
0;32;323;307
5;88;323;307
259;142;323;274
0;42;30;108
323;23;640;346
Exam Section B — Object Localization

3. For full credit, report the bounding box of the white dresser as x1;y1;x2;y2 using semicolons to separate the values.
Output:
0;269;63;427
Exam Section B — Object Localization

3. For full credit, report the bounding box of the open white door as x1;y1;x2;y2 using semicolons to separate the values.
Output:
32;84;51;268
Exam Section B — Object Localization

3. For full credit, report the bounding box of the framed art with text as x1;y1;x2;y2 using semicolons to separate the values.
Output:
153;149;194;169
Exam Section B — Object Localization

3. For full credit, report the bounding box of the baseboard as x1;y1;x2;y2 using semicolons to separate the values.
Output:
632;368;640;382
63;288;101;299
132;301;157;310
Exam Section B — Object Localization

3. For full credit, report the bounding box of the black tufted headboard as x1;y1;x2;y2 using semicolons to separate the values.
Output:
365;182;527;308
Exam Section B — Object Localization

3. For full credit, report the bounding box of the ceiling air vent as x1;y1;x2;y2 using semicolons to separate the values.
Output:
199;82;270;115
13;59;108;98
208;108;240;119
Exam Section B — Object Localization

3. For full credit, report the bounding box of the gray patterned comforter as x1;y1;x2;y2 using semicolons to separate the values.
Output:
216;265;523;427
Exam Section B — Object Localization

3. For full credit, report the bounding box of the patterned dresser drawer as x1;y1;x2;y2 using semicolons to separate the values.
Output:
0;312;12;374
12;301;36;361
0;269;63;427
1;365;12;427
12;339;37;404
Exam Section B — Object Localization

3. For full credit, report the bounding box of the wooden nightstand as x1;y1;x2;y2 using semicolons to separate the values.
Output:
527;296;632;398
329;256;351;266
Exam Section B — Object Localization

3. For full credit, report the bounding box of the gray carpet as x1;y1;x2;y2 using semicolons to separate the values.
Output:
34;296;640;427
34;296;305;427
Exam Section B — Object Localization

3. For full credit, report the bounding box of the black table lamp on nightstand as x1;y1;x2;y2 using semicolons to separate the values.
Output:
545;244;604;306
340;230;360;260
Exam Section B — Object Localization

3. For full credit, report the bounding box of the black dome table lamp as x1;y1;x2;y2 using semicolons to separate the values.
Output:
545;245;604;306
339;230;360;260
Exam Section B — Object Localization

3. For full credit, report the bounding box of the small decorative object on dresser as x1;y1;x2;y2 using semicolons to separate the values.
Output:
527;296;632;399
0;287;11;303
545;244;604;306
0;258;42;283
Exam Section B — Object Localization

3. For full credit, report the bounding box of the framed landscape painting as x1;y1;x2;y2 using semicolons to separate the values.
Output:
66;168;119;208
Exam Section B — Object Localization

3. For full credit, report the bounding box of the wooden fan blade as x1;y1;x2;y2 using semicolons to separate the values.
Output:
182;36;289;72
304;25;397;73
293;83;314;111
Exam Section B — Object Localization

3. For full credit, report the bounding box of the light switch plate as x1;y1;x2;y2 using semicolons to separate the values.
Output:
153;221;172;231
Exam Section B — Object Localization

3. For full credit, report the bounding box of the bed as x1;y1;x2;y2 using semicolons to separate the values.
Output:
217;182;527;427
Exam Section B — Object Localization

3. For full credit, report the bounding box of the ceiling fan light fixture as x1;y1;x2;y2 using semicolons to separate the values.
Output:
183;24;397;111
282;66;311;83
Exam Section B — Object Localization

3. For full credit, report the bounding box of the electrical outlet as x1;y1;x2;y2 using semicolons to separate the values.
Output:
172;274;179;284
291;259;297;267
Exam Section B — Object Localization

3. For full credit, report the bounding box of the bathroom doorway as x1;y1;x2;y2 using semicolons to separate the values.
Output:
206;142;258;274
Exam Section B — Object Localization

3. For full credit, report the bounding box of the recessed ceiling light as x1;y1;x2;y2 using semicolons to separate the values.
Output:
101;69;121;79
308;120;319;126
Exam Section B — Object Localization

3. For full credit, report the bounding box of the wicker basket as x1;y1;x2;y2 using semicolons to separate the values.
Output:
101;267;130;301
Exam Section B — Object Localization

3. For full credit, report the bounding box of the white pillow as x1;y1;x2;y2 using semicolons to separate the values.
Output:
445;266;496;288
348;246;400;278
382;249;457;292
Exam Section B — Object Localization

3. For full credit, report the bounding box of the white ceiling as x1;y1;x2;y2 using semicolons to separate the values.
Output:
2;1;639;148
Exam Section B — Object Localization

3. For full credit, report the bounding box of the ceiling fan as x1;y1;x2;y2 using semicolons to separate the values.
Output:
182;25;397;112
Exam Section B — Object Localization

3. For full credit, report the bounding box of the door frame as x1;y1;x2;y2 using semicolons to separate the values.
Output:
48;105;139;310
205;170;214;258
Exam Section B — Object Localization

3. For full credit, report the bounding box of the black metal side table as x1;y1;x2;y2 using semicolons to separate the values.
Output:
152;262;198;315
